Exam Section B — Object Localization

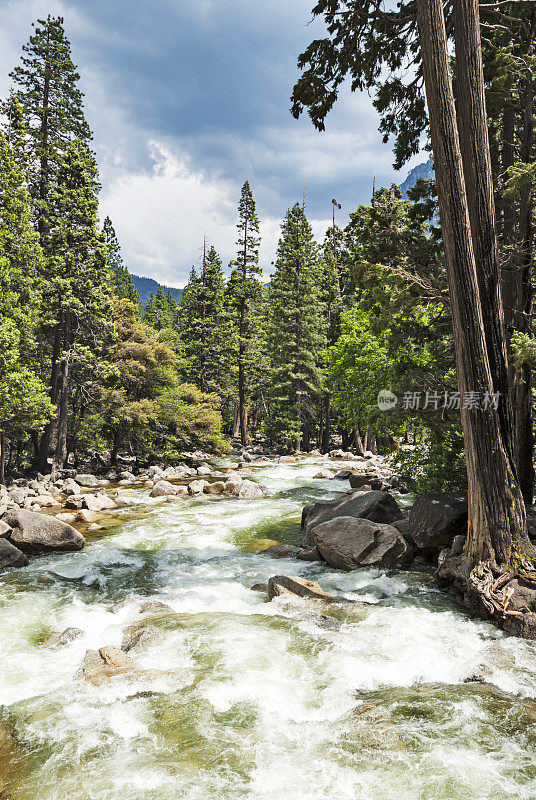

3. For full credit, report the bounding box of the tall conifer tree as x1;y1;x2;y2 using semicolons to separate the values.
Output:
10;16;91;240
265;203;326;450
226;180;261;445
179;243;229;395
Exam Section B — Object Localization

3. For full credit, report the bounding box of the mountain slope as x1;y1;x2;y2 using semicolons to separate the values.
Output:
399;159;435;198
130;274;182;304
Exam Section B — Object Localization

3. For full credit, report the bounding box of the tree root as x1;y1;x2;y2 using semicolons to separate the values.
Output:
469;561;526;618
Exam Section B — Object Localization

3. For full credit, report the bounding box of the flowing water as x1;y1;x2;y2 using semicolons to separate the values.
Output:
1;458;536;799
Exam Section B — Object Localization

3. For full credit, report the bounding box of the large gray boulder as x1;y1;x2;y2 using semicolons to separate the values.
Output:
311;516;411;570
349;472;384;490
408;494;468;552
74;474;99;487
238;480;265;500
3;509;84;554
301;490;403;548
150;480;178;498
0;538;29;571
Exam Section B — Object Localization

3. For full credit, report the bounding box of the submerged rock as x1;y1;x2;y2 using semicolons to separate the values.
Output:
4;510;84;554
314;469;335;479
260;544;301;559
121;624;166;653
301;490;403;548
139;599;174;615
46;627;84;647
267;575;334;601
311;516;411;570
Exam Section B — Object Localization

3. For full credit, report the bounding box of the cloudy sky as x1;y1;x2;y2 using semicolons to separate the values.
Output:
1;0;422;286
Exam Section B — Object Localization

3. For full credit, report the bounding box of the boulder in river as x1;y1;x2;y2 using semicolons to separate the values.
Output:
82;493;117;512
0;538;29;571
267;575;334;601
313;469;335;479
4;509;84;554
408;494;468;552
238;480;265;500
329;449;346;459
224;476;243;494
188;479;209;495
83;646;143;684
301;489;403;548
74;474;99;487
311;516;411;570
121;624;166;653
349;472;384;490
139;599;174;615
296;546;323;562
46;627;84;647
150;480;179;498
203;481;225;495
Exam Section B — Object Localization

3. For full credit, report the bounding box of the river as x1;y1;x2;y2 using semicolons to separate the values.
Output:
0;457;535;799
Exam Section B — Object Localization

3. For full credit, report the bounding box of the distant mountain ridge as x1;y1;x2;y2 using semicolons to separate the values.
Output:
131;274;182;304
399;159;435;198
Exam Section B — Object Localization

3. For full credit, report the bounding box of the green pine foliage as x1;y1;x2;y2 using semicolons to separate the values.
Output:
0;132;54;480
102;216;141;307
10;15;92;238
144;285;178;331
226;180;262;443
264;203;326;449
179;245;230;395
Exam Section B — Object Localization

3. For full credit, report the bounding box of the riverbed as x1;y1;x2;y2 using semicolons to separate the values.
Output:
0;458;535;799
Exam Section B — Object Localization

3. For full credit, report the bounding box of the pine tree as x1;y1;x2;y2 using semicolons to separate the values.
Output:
0;132;52;482
144;285;177;330
226;180;261;444
40;140;111;476
265;203;326;450
0;91;29;175
179;243;229;395
102;215;140;306
10;16;92;241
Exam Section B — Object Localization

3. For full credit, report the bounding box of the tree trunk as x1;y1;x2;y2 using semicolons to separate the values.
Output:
417;0;530;568
512;71;535;502
238;301;248;446
321;392;331;453
453;0;513;453
52;352;70;480
232;405;240;439
0;432;5;486
38;320;62;473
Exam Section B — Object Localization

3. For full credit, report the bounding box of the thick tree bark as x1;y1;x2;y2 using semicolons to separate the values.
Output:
416;0;530;568
52;352;70;480
38;320;63;473
453;0;513;452
321;393;331;452
512;72;535;502
0;432;5;486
